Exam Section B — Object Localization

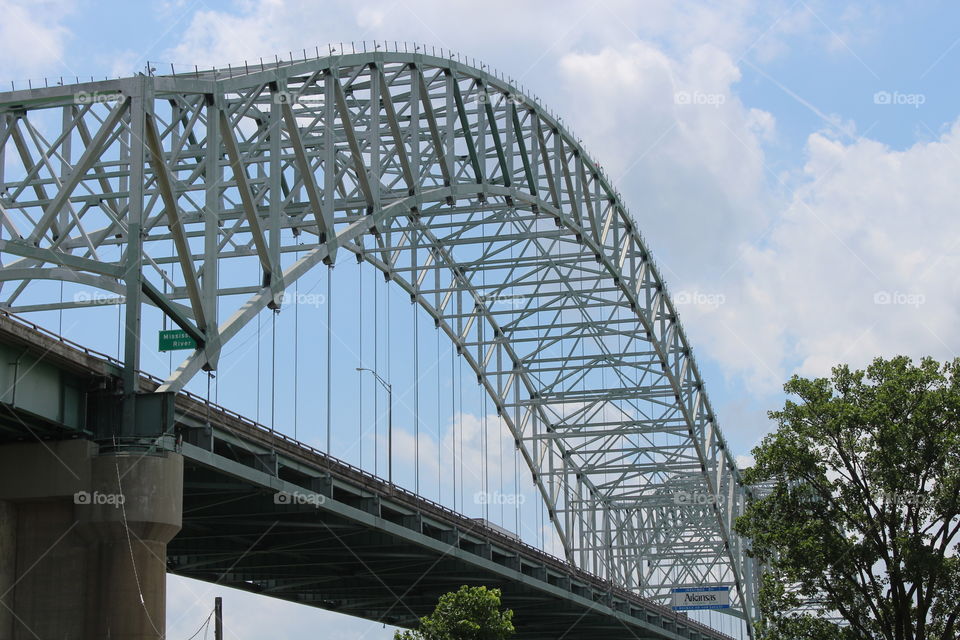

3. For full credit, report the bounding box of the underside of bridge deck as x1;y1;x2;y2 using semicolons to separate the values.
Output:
171;457;697;640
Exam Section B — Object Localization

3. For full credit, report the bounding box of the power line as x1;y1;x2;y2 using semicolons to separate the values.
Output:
184;607;214;640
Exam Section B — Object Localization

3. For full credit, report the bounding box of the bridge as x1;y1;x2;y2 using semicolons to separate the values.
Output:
0;43;757;639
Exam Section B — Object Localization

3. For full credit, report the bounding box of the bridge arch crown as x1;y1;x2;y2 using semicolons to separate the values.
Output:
0;48;756;630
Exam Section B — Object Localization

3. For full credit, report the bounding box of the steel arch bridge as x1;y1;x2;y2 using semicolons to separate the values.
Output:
0;47;758;629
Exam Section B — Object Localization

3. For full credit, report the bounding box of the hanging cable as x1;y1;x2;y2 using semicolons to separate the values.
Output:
386;269;392;478
205;372;212;431
326;264;332;453
116;299;121;360
451;342;457;512
483;384;489;522
481;265;489;522
499;411;504;525
457;342;466;511
162;271;171;375
514;421;520;536
215;240;221;409
437;321;441;504
256;310;261;423
294;247;300;440
414;300;419;494
358;257;363;469
538;488;543;551
271;308;277;430
374;266;379;476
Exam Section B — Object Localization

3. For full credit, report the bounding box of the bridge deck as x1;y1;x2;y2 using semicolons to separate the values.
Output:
0;311;733;640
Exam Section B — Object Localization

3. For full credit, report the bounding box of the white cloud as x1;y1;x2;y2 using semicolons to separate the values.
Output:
0;0;72;80
694;123;960;393
556;42;776;278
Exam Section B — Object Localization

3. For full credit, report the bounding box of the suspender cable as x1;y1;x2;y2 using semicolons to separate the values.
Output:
458;343;464;511
437;322;441;503
386;270;391;476
499;410;504;525
256;309;261;423
514;351;520;536
515;423;520;536
374;266;379;477
451;343;457;512
271;308;277;430
481;269;489;522
483;379;489;522
358;258;363;469
162;270;171;375
414;300;419;494
326;265;332;453
116;298;121;360
294;248;300;439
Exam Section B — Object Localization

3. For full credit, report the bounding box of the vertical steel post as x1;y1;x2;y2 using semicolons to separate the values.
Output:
214;596;222;640
122;77;148;435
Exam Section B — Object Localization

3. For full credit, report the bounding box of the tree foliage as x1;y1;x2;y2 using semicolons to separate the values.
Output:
735;356;960;640
394;585;515;640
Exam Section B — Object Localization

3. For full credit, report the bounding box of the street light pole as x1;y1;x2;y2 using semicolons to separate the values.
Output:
357;367;393;484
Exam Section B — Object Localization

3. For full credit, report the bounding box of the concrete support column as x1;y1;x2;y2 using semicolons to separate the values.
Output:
0;441;182;640
80;452;183;640
0;499;15;640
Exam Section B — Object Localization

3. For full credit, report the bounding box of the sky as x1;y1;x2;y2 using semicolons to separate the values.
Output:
2;0;959;637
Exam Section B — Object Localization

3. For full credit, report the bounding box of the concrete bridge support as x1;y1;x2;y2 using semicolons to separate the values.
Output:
0;440;182;640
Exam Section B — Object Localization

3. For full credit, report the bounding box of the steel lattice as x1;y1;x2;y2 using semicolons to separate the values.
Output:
0;50;758;627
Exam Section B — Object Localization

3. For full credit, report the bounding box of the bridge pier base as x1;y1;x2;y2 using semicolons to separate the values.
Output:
0;440;182;640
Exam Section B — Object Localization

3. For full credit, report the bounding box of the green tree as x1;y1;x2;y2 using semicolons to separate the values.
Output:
394;585;515;640
735;356;960;640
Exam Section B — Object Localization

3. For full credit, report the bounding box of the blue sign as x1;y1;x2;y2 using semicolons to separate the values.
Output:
671;586;731;611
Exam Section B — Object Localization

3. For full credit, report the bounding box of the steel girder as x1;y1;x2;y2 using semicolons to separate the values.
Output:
0;51;757;628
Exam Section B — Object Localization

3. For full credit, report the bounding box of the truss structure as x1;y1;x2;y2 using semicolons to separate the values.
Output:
0;49;758;628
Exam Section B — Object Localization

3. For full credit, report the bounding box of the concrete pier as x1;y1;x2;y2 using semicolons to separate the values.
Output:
0;440;182;640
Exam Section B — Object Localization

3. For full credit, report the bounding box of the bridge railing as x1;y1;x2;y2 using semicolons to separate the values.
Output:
0;309;125;368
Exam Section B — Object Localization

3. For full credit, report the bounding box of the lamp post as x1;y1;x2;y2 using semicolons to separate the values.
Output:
356;367;392;483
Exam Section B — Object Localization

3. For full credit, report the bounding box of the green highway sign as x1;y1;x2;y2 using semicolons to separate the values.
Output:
158;329;196;352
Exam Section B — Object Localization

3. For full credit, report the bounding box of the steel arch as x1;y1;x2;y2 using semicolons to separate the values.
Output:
0;48;757;627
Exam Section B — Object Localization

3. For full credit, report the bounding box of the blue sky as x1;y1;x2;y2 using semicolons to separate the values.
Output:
2;1;959;637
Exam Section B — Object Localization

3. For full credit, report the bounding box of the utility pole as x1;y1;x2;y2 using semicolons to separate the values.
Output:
215;597;223;640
